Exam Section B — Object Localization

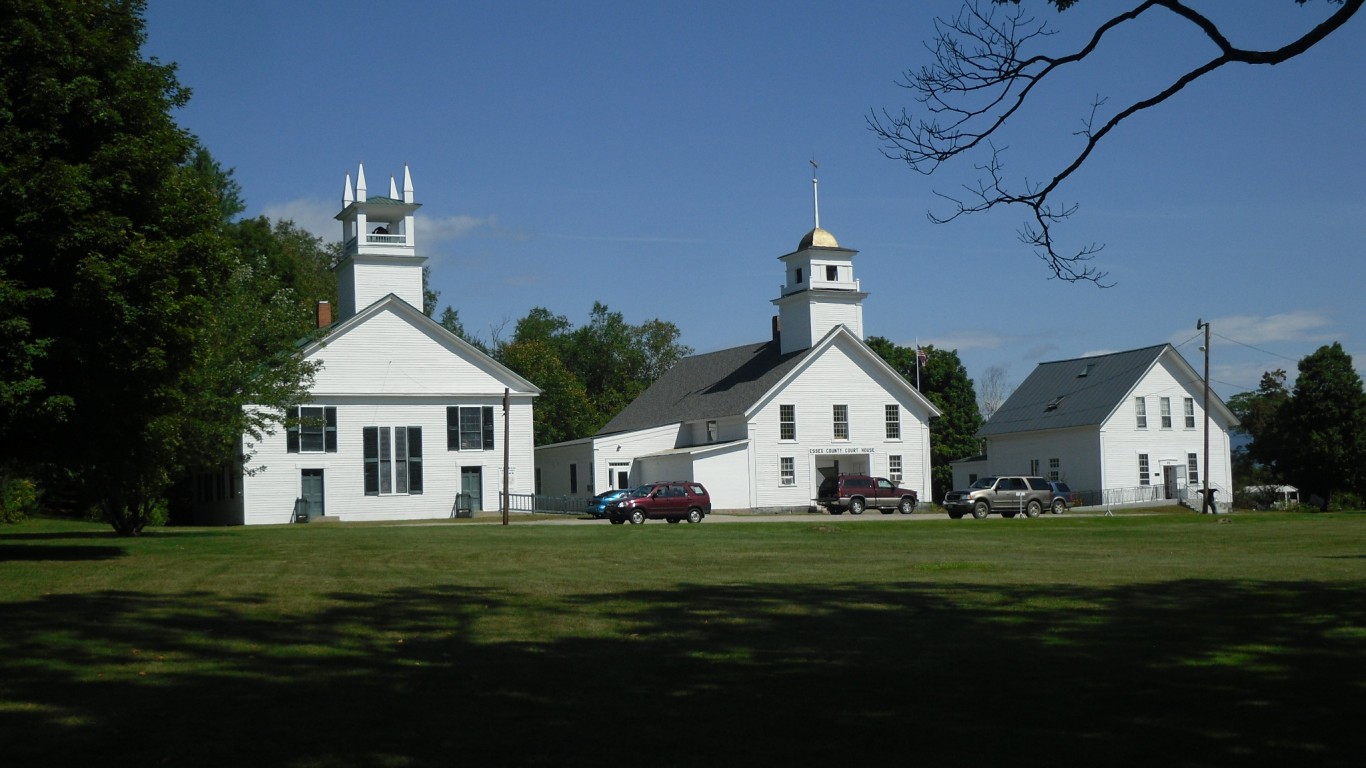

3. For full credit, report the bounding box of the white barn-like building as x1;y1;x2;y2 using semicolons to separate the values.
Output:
536;216;940;513
193;165;539;525
952;344;1238;508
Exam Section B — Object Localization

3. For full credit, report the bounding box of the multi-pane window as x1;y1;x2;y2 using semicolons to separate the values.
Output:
1049;458;1060;481
1184;398;1196;429
780;404;796;440
447;406;494;451
1138;453;1150;486
363;426;423;495
780;457;795;486
1135;397;1148;429
1160;397;1172;428
287;406;337;453
833;405;849;440
889;455;903;483
885;404;901;439
1188;453;1199;484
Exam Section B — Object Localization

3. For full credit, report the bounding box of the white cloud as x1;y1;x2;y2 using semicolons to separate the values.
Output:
1170;310;1333;347
260;198;340;241
919;330;1011;351
258;197;496;247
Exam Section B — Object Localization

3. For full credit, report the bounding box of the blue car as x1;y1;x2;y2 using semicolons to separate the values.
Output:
586;489;630;519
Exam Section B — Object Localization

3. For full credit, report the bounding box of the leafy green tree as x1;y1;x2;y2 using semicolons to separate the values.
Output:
1227;369;1291;484
1;2;323;534
498;338;594;445
1284;343;1366;503
499;303;690;441
866;337;982;501
872;0;1362;282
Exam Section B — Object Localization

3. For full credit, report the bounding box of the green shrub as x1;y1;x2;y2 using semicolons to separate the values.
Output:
1328;492;1363;512
1;476;41;523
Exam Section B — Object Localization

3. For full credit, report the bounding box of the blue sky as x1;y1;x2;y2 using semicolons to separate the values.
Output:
142;1;1364;402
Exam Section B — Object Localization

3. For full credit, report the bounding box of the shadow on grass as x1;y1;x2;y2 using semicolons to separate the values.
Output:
0;544;126;561
0;579;1362;767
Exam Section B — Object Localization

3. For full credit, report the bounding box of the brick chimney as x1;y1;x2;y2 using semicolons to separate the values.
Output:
317;300;333;328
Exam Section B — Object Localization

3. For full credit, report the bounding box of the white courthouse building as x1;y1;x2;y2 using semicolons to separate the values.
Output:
536;217;940;513
192;165;539;525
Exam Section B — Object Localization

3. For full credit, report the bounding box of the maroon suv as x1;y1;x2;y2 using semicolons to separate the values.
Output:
817;474;918;515
609;481;711;525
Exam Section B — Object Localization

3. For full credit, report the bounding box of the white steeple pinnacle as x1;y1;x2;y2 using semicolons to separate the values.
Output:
389;175;399;199
356;163;367;202
810;158;820;230
343;173;354;206
403;165;414;203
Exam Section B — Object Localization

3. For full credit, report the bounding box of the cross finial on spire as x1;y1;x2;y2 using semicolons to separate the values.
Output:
810;158;820;230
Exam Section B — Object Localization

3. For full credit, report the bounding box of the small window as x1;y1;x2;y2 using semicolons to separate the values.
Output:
1048;458;1060;482
1160;397;1172;429
780;404;796;440
287;406;337;453
1184;398;1196;429
885;404;901;439
447;406;495;451
795;267;803;284
833;404;848;440
1138;454;1150;486
1188;453;1199;483
780;457;795;486
889;455;903;483
1135;398;1148;429
825;265;838;281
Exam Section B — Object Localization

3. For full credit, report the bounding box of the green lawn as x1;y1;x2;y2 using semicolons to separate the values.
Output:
2;512;1364;767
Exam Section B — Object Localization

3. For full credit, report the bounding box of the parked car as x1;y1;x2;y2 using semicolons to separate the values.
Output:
586;489;630;519
609;481;711;525
1047;481;1077;514
817;474;918;515
942;476;1053;519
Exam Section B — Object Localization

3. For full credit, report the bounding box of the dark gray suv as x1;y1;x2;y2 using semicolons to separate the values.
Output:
943;476;1054;519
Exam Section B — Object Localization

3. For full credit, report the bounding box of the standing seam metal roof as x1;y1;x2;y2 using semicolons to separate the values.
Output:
977;344;1172;437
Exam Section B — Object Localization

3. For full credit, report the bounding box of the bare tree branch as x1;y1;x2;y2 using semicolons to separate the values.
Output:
870;0;1363;284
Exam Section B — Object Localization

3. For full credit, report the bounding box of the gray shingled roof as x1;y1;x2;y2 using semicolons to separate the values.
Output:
978;344;1171;437
596;340;809;435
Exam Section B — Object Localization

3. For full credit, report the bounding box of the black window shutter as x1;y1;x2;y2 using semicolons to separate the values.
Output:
482;406;495;450
446;406;459;451
408;427;423;494
363;427;379;495
324;407;338;452
286;407;300;453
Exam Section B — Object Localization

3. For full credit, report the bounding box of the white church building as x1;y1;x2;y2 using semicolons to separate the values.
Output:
191;165;540;525
535;202;940;513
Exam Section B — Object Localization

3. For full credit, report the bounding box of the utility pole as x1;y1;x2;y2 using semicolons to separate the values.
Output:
1196;319;1212;514
502;387;510;526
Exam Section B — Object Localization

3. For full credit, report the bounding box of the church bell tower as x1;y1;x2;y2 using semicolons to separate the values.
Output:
771;167;867;354
334;164;425;319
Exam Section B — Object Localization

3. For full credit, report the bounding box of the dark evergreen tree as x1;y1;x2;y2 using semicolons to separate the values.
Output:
866;337;982;502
